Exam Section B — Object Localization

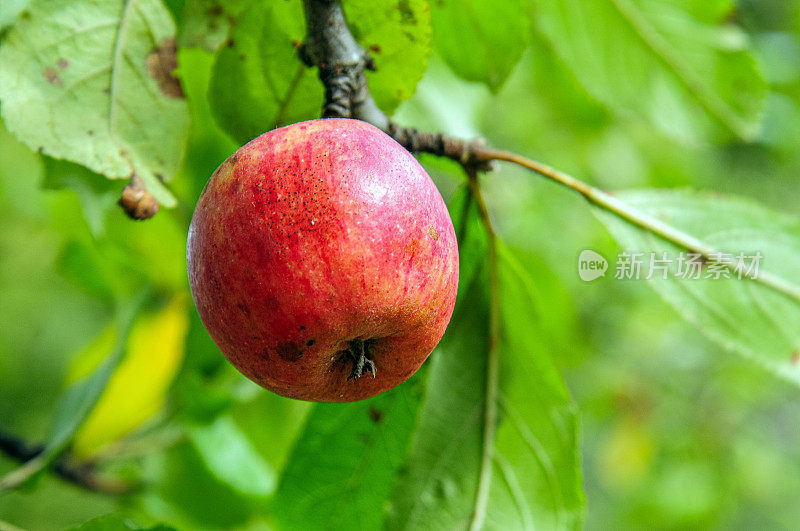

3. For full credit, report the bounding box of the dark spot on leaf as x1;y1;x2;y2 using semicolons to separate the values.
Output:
145;37;185;99
368;407;383;423
43;67;62;86
277;342;303;362
428;226;439;241
397;0;417;25
57;58;68;69
226;38;235;47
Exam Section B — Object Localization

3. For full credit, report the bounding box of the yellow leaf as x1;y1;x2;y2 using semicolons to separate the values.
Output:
70;295;189;459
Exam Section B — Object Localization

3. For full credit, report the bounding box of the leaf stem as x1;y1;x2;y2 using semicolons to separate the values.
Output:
472;147;800;304
467;172;500;531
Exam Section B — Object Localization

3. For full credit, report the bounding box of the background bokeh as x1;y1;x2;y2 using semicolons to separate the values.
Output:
1;0;799;528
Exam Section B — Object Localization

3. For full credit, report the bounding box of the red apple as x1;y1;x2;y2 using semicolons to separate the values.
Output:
187;119;459;402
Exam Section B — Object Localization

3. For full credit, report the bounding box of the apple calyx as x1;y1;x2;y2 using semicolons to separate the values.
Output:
343;338;377;380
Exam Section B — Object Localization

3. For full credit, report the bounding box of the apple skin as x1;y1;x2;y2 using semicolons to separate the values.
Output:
187;119;459;402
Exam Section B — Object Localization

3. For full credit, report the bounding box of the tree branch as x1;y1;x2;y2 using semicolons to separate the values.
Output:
0;428;133;494
300;0;492;173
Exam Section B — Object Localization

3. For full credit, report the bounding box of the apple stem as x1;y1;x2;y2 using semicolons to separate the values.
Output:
345;338;377;380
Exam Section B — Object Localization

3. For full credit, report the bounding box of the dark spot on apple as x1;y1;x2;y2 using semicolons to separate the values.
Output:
258;348;270;360
58;58;68;69
306;339;315;346
428;226;439;241
368;407;383;423
43;67;62;86
236;302;250;315
369;44;382;54
300;325;306;330
791;351;800;366
145;37;185;99
277;342;303;362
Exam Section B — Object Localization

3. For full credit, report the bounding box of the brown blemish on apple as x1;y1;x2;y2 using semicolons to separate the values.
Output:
791;351;799;366
306;339;316;346
43;67;62;86
276;342;304;362
145;37;184;99
428;226;439;241
58;58;69;69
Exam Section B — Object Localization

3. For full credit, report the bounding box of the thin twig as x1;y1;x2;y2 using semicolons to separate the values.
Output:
466;171;500;531
0;428;132;494
470;147;800;304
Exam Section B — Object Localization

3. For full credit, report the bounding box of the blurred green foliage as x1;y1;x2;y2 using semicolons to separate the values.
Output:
1;0;800;529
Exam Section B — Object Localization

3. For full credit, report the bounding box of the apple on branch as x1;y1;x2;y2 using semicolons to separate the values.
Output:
187;119;459;402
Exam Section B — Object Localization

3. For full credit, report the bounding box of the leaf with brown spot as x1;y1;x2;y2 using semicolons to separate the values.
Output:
42;67;61;86
145;38;185;99
0;0;188;208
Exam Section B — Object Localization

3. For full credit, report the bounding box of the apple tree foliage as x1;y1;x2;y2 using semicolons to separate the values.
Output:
1;0;800;529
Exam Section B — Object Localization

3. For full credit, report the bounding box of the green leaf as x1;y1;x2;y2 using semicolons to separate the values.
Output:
0;0;189;206
0;292;147;491
345;0;432;111
385;267;490;530
386;202;584;529
148;442;255;528
187;415;276;498
0;0;29;31
531;0;767;141
430;0;530;91
176;0;249;52
42;157;122;237
273;378;424;530
208;0;318;144
69;514;175;531
209;0;431;144
594;189;800;387
489;247;585;529
57;240;120;300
